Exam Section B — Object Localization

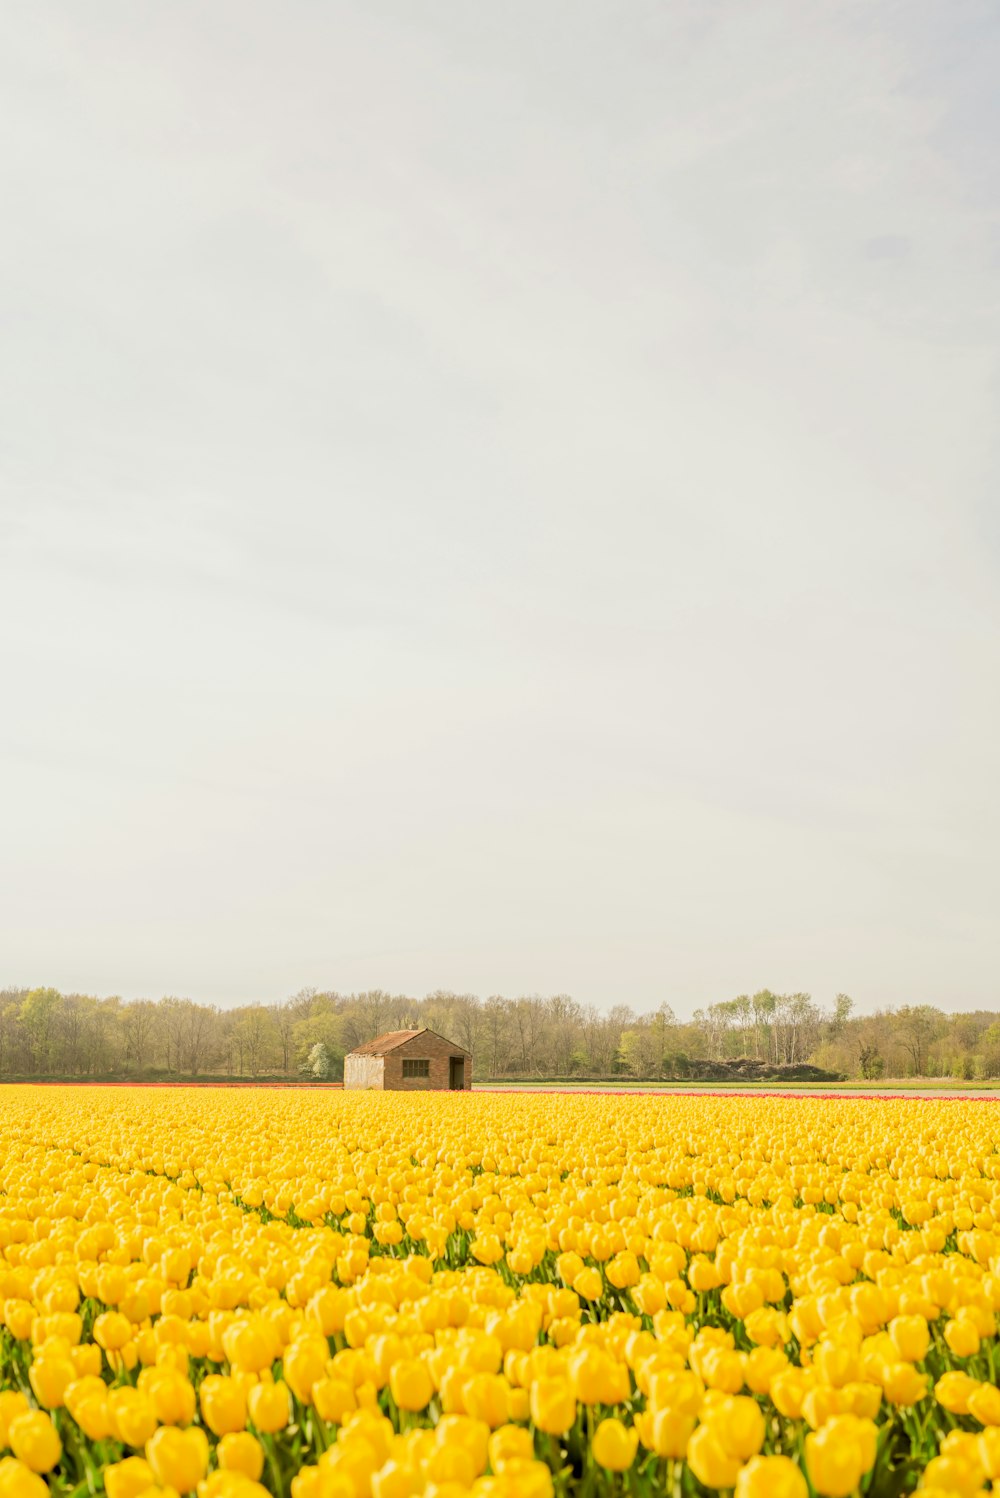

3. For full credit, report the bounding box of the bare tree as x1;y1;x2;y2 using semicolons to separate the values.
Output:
451;994;483;1061
356;990;391;1041
181;1000;215;1076
482;996;514;1077
272;998;307;1075
122;1000;157;1071
236;1006;278;1077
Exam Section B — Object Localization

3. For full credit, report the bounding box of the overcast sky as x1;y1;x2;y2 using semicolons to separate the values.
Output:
2;2;998;1015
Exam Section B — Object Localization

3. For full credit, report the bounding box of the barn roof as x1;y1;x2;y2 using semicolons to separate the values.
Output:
347;1027;470;1057
348;1028;429;1056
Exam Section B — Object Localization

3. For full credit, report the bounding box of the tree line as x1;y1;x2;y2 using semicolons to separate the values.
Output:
1;985;998;1081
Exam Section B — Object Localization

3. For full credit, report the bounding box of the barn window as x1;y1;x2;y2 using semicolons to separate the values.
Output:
402;1058;430;1078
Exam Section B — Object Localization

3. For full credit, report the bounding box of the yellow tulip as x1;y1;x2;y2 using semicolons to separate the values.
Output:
107;1388;158;1449
686;1423;743;1489
888;1315;930;1364
805;1417;876;1498
921;1452;985;1496
94;1312;132;1352
0;1396;30;1449
7;1415;61;1476
881;1362;928;1407
312;1378;358;1425
223;1321;276;1375
139;1368;197;1426
146;1426;209;1494
978;1428;1000;1479
590;1418;637;1472
569;1346;623;1405
935;1371;981;1416
571;1269;604;1302
944;1319;980;1359
27;1356;75;1410
688;1259;722;1293
605;1253;640;1291
740;1346;784;1395
706;1396;765;1460
813;1340;859;1389
74;1392;112;1442
463;1374;511;1429
217;1434;265;1481
370;1459;422;1498
634;1408;694;1459
968;1384;1000;1426
388;1359;434;1413
735;1455;808;1498
103;1458;156;1498
200;1376;248;1436
529;1379;576;1436
283;1340;328;1404
435;1414;490;1476
247;1381;291;1434
632;1275;667;1315
425;1446;479;1486
201;1474;272;1498
306;1287;351;1338
0;1458;49;1498
488;1426;534;1471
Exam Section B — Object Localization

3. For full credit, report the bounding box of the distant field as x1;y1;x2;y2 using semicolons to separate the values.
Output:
6;1076;998;1096
475;1079;1000;1098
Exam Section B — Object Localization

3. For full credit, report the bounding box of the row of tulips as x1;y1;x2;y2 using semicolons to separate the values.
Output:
4;1088;1000;1496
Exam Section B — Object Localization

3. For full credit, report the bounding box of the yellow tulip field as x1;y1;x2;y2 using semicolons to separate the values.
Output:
3;1088;1000;1498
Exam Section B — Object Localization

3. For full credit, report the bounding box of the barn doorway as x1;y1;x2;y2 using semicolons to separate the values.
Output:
449;1057;464;1090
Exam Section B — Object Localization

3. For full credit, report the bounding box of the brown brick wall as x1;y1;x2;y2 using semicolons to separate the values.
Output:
382;1031;472;1091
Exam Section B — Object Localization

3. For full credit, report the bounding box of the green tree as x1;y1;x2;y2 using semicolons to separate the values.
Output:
617;1030;645;1077
19;988;61;1073
894;1005;943;1076
751;991;778;1061
293;1008;344;1074
829;994;853;1036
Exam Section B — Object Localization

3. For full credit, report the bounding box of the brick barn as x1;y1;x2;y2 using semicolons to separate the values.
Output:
343;1028;472;1091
